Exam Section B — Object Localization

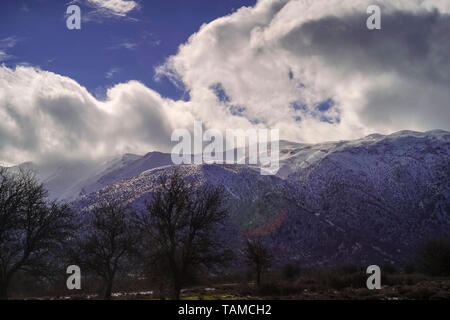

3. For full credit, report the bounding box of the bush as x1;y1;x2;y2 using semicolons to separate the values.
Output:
328;273;366;290
415;238;450;277
383;274;427;286
339;265;362;274
405;288;434;300
258;283;281;296
404;264;415;274
257;282;304;297
282;264;301;280
381;264;398;275
308;267;367;290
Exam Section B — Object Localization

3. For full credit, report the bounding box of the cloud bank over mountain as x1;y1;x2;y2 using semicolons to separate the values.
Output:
1;0;450;166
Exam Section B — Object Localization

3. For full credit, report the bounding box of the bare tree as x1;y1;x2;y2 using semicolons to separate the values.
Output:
0;168;74;300
244;239;273;287
71;201;139;299
137;170;231;300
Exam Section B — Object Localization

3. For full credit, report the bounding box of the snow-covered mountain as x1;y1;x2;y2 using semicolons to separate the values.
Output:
5;130;450;267
72;130;450;267
6;151;173;201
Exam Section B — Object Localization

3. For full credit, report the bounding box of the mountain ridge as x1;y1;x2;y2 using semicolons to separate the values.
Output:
69;129;450;267
3;129;449;266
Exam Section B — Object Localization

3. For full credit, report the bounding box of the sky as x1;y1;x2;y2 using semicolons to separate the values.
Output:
0;0;256;100
0;0;450;166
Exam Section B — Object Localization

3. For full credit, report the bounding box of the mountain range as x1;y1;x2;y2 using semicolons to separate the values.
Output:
6;130;450;267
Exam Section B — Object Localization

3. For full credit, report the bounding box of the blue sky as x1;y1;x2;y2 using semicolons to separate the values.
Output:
0;0;256;100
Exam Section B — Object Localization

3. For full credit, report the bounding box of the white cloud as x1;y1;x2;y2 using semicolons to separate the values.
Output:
113;41;138;50
0;51;11;62
105;67;121;79
0;36;19;49
157;0;450;142
0;36;19;62
87;0;138;17
0;66;195;166
107;32;161;51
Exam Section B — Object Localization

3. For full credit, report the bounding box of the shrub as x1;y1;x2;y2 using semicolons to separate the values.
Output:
415;238;450;277
258;283;281;296
257;281;304;297
405;288;434;300
404;264;415;274
282;264;301;280
381;264;398;275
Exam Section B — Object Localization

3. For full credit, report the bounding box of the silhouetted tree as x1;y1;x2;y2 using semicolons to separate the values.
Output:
137;170;230;300
72;201;139;299
0;168;74;300
416;237;450;277
245;239;272;286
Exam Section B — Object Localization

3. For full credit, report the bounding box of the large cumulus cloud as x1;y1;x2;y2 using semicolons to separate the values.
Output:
158;0;450;141
1;0;450;166
0;66;191;165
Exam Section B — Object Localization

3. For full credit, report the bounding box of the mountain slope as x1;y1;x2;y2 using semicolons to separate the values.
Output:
5;151;173;201
73;130;450;267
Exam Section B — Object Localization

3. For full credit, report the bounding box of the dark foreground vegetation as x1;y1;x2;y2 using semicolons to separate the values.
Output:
7;266;450;300
1;167;450;300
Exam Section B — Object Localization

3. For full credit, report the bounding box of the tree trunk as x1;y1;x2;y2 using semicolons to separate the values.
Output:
0;280;9;300
104;279;113;300
157;280;165;299
172;278;181;300
256;266;261;287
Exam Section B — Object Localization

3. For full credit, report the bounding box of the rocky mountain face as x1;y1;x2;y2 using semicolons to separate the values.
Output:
9;130;450;267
